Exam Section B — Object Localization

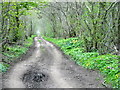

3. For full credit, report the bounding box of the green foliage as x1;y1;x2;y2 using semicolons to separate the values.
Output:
44;37;119;88
42;2;119;55
24;35;36;47
1;35;35;72
38;40;42;43
0;63;10;73
86;55;119;88
3;46;28;58
1;2;39;48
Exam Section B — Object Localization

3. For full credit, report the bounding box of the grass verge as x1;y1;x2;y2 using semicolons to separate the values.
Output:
0;35;36;72
43;36;119;88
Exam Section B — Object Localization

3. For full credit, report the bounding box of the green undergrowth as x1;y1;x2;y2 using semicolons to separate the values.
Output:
43;36;119;88
0;35;36;72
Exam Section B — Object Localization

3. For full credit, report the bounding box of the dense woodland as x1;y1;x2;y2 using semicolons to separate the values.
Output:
0;2;38;48
0;1;119;88
0;2;120;54
40;2;120;55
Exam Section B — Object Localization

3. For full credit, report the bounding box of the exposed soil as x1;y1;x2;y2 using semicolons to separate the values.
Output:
2;37;105;88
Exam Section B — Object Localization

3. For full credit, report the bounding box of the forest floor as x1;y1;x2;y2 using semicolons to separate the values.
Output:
2;37;105;88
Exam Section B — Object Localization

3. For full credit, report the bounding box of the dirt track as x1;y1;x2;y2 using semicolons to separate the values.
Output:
2;37;105;88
